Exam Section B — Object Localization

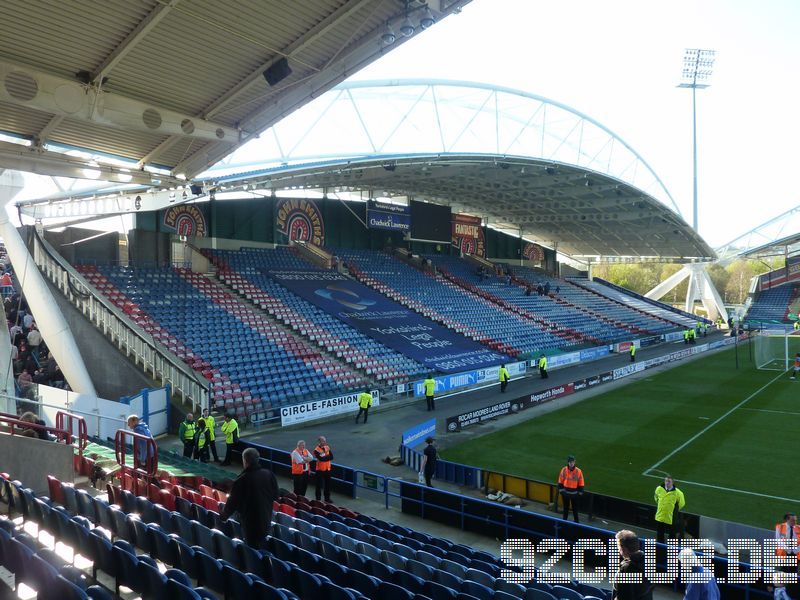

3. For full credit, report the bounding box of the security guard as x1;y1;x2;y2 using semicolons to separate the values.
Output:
654;475;686;543
776;513;800;597
775;513;800;561
355;389;373;424
313;436;334;502
220;413;239;466
629;342;636;362
291;440;313;496
538;355;548;379
178;413;196;458
423;375;436;411
499;364;511;391
688;327;696;344
202;408;220;463
557;455;584;522
683;329;690;345
194;418;211;463
794;321;799;332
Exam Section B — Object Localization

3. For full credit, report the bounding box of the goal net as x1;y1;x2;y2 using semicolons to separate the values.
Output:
754;331;800;370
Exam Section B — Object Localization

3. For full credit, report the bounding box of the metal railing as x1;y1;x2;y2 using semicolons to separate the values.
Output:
115;429;159;477
30;230;208;413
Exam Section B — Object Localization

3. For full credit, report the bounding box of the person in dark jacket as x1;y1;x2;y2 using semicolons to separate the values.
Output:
613;530;654;600
221;447;279;549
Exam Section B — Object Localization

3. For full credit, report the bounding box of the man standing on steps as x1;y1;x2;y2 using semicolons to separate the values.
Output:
202;408;220;463
538;354;548;379
423;375;436;411
221;447;278;550
220;413;239;466
499;364;510;392
355;389;373;424
178;413;196;458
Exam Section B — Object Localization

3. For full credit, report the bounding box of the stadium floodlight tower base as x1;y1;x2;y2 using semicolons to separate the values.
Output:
754;329;800;371
645;262;728;323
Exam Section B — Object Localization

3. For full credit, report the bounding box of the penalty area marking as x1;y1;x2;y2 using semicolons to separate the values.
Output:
643;370;786;476
641;472;800;504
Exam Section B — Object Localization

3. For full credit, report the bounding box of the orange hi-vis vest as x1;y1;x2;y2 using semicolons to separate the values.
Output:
775;522;800;559
558;466;585;490
314;444;332;472
291;448;311;475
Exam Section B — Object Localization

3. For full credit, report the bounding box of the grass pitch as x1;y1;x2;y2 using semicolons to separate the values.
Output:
441;346;800;528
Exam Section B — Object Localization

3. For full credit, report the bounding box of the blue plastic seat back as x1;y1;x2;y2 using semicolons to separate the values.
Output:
222;563;253;598
165;578;202;600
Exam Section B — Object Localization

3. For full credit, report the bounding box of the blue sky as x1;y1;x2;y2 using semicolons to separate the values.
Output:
351;0;800;248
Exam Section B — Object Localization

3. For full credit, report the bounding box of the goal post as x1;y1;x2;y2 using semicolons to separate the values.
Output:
754;330;800;371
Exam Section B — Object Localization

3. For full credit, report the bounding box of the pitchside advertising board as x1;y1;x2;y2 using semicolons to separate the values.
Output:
401;418;436;447
445;380;578;431
412;361;526;397
281;390;380;426
268;270;507;372
447;336;741;432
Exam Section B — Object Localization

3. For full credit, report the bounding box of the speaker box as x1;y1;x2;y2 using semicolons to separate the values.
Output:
263;58;292;86
189;184;203;196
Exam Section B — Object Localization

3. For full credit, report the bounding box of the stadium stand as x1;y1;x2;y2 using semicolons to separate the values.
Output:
76;264;367;420
577;278;699;327
510;266;684;336
427;256;638;344
336;248;578;358
1;466;615;600
745;284;798;322
204;247;428;384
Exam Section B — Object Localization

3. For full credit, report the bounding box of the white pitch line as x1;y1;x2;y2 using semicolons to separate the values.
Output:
738;407;800;416
642;473;800;504
643;370;786;475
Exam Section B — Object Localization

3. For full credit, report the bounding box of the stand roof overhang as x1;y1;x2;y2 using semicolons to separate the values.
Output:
0;0;469;184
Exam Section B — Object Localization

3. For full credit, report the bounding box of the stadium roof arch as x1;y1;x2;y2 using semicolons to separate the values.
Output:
199;79;715;260
0;0;470;185
15;78;715;261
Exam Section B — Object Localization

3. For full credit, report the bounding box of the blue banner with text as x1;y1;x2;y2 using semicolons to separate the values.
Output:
367;200;411;232
268;270;507;372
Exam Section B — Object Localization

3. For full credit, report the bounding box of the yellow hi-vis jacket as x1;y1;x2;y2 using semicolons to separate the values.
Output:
654;485;686;525
220;418;239;444
204;414;216;441
358;392;373;409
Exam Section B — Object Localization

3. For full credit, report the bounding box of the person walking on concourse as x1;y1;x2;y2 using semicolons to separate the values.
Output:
499;364;511;392
423;374;436;411
221;447;278;550
355;389;373;424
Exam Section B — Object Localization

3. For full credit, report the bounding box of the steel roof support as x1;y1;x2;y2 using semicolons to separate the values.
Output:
0;170;97;396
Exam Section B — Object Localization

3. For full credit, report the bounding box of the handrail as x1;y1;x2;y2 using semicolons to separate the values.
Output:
30;228;209;412
55;411;88;455
114;429;158;477
0;413;73;444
